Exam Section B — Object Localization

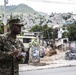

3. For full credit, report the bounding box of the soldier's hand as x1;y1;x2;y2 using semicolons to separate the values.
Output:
11;49;19;56
17;55;24;60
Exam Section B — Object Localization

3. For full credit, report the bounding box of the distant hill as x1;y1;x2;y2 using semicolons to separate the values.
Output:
0;4;37;14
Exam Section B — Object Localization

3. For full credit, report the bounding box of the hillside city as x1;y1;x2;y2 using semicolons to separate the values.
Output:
0;12;76;30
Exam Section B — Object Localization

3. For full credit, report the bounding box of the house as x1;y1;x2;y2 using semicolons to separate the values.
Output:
17;35;36;48
55;26;69;50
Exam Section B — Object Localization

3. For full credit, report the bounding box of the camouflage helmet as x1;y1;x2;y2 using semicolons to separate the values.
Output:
8;18;24;26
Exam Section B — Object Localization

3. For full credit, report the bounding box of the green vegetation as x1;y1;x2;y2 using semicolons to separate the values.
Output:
0;4;37;14
29;24;53;39
67;21;76;41
62;14;71;21
29;25;42;32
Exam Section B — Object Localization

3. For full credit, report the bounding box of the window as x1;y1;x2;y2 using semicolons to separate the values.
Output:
63;28;66;30
63;39;67;43
23;38;31;43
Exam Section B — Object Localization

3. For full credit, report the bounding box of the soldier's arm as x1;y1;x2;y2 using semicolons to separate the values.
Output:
16;40;26;62
0;36;13;55
0;36;12;58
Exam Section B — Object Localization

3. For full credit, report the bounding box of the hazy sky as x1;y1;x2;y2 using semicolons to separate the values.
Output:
0;0;76;14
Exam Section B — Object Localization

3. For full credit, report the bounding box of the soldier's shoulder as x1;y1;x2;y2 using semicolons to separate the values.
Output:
0;34;5;36
0;33;8;39
17;38;23;44
0;34;5;38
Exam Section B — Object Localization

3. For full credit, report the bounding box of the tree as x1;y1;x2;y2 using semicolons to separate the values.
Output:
29;25;42;32
29;24;53;40
67;21;76;41
54;28;58;38
42;25;53;39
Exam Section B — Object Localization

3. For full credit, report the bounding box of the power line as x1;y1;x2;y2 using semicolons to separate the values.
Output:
27;0;76;5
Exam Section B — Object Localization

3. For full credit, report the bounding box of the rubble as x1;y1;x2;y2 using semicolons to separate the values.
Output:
65;48;76;60
19;49;76;72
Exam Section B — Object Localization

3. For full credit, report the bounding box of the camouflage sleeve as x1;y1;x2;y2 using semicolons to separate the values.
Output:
0;36;12;55
0;36;12;61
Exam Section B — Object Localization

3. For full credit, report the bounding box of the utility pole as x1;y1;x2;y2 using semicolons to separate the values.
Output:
52;28;55;50
3;0;8;33
52;25;55;50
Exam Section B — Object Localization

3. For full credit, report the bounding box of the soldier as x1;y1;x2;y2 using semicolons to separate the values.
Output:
0;18;26;75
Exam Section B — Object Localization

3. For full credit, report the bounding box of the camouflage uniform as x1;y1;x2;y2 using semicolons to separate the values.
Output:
0;32;25;75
